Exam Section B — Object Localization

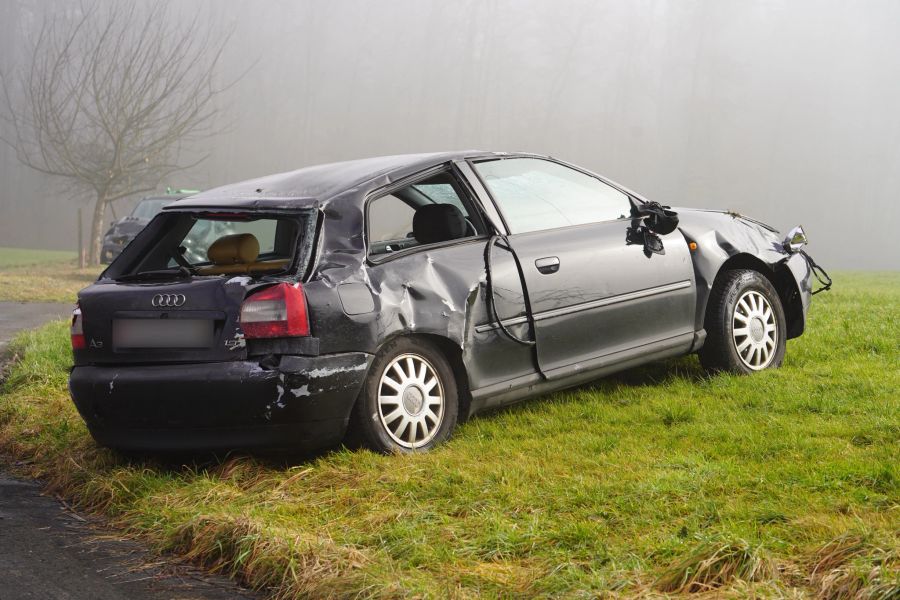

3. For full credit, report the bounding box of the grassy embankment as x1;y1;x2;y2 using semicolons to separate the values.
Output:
0;272;897;598
0;247;99;303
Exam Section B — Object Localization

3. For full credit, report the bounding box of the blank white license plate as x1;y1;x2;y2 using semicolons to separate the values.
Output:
113;319;214;349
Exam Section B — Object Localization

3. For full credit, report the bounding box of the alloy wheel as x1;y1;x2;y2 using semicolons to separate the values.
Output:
377;353;445;449
732;290;778;370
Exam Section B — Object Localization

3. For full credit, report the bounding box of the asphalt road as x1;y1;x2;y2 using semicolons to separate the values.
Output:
0;301;256;600
0;301;71;353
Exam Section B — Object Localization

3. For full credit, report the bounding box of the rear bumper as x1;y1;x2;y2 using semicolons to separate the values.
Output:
69;352;373;452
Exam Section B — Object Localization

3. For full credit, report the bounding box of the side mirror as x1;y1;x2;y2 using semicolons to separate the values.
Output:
635;201;679;235
783;225;808;253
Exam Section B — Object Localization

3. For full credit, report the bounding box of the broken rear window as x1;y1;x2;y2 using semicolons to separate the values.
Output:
102;210;315;281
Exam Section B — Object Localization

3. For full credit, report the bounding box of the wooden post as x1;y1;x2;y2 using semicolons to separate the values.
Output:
77;207;85;268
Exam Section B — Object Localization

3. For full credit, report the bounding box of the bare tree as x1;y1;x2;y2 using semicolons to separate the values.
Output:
1;2;233;265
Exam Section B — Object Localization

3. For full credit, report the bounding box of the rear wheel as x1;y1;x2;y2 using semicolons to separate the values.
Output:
699;269;786;374
350;337;458;453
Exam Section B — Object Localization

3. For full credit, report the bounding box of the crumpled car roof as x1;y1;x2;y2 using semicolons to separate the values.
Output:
170;150;499;211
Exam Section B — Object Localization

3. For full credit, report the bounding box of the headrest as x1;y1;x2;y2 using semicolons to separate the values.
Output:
207;233;260;265
412;203;467;245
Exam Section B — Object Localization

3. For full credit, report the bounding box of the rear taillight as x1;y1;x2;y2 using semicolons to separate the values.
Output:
71;303;86;350
240;283;310;338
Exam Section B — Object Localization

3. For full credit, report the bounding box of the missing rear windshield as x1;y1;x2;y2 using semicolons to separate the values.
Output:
103;210;315;281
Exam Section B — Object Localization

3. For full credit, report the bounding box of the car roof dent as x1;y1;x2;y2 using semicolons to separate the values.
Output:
170;151;497;211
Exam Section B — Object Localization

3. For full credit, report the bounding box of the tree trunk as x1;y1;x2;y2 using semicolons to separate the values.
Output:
88;194;107;266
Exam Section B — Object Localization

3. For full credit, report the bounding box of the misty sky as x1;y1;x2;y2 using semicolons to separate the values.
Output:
1;0;898;269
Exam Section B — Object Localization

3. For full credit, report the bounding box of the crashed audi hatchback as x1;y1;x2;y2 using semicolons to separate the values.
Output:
69;152;830;453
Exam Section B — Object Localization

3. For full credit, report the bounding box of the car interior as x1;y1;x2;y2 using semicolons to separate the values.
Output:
104;213;304;281
196;232;292;275
368;171;484;256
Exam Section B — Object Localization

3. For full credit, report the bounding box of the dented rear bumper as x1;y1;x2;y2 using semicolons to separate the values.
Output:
69;352;372;451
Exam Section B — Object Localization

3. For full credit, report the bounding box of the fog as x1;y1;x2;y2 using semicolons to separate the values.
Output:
1;0;898;270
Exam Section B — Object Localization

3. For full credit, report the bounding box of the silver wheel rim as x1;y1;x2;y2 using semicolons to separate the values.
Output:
377;353;444;449
732;290;778;370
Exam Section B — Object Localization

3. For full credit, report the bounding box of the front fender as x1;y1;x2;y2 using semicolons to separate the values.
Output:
675;208;813;338
783;251;813;337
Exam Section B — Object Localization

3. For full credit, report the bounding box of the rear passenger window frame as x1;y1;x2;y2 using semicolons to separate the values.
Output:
364;164;489;264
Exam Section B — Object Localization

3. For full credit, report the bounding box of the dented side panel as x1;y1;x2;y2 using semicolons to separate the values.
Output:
294;175;541;398
306;230;537;395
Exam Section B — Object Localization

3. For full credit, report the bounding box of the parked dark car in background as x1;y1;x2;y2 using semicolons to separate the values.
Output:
70;152;829;453
100;190;199;263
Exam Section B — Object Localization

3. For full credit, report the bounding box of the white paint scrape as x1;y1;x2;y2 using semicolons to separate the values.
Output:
306;363;368;378
290;384;310;397
226;276;253;286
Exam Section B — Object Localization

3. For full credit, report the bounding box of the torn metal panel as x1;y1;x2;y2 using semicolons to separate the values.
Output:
675;207;813;332
304;228;536;399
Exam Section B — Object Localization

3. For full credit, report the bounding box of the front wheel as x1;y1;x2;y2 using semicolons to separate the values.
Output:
349;337;459;453
699;269;787;374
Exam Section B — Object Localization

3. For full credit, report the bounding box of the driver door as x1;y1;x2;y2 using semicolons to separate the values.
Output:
469;157;696;378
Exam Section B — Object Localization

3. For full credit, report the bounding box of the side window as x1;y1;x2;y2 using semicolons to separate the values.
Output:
410;181;465;212
368;170;484;256
473;158;632;234
368;194;417;249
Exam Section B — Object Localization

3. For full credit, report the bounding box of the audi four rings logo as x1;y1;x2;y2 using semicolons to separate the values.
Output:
151;294;186;307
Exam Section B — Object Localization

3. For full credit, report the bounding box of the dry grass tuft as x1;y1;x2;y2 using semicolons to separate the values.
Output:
655;538;777;594
809;535;899;600
811;535;870;580
171;515;373;599
207;455;273;491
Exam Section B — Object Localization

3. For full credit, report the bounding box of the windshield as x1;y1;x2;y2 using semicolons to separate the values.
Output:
102;210;315;280
131;198;173;220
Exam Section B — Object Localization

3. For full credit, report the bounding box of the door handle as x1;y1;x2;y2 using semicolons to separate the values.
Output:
535;256;560;274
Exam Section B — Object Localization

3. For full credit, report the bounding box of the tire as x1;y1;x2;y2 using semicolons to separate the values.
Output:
699;269;787;374
349;337;459;453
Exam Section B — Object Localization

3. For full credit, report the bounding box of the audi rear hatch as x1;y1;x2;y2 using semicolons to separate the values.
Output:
74;208;316;366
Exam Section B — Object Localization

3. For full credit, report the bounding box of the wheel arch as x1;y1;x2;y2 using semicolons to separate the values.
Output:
370;332;473;422
703;253;805;340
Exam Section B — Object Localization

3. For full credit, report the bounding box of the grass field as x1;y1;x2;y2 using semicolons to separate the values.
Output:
0;247;98;303
0;246;76;268
0;273;897;598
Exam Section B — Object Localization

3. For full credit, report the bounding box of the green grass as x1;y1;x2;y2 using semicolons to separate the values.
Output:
1;272;898;598
0;247;98;303
0;246;76;268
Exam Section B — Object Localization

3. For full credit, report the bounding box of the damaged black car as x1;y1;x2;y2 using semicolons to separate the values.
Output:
69;152;830;453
